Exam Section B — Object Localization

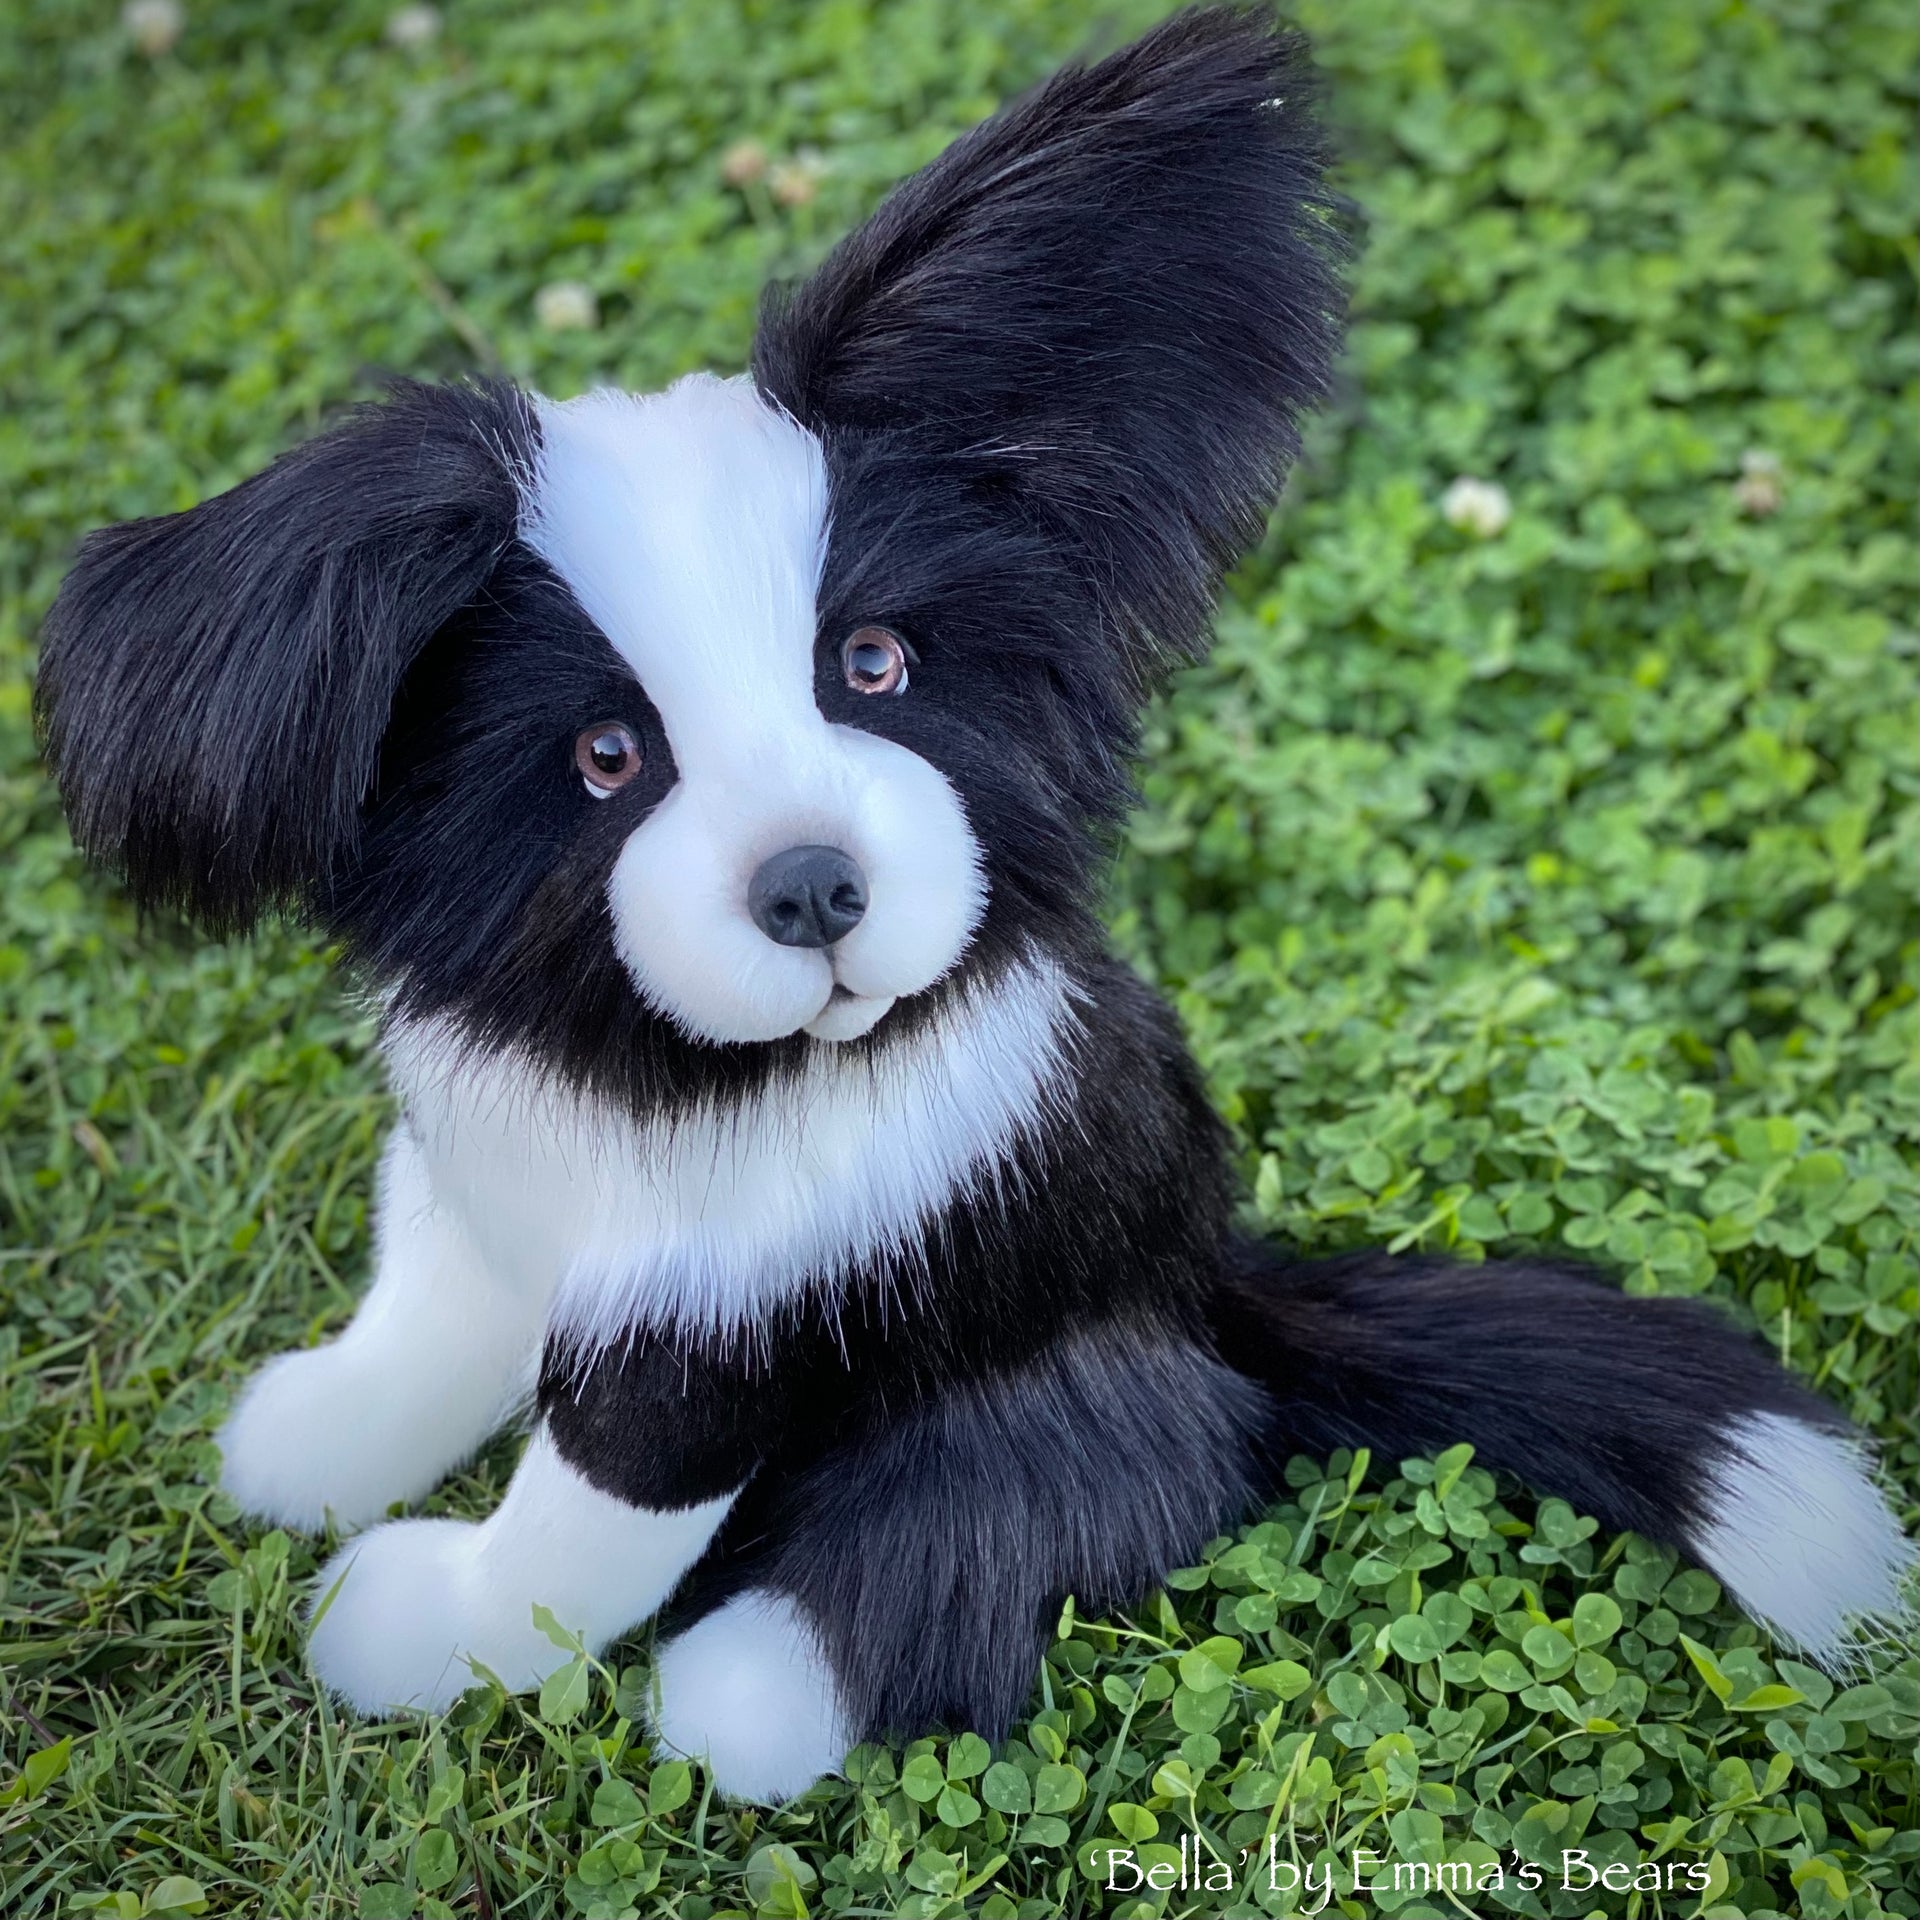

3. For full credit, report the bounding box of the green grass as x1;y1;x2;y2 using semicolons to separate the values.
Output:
1;1;1915;1915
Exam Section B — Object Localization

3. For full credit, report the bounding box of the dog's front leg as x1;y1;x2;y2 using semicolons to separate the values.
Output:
304;1319;777;1717
305;1422;734;1715
217;1124;548;1531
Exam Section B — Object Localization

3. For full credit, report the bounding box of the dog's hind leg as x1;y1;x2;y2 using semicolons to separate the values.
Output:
649;1322;1273;1802
217;1124;546;1531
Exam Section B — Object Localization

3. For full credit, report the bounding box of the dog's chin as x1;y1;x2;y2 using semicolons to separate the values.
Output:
802;986;896;1044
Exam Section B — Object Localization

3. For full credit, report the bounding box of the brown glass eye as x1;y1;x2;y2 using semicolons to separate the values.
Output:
575;721;642;796
841;626;911;696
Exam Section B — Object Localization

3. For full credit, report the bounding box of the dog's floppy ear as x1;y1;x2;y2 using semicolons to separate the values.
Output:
752;6;1347;680
37;379;535;931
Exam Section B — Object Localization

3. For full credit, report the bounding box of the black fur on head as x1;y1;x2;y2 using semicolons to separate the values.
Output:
756;4;1346;694
37;381;538;934
36;6;1345;1107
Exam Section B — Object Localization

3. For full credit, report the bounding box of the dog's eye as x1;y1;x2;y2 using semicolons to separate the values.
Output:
841;626;911;696
575;722;642;798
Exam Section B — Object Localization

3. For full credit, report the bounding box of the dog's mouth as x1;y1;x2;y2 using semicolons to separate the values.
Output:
802;979;896;1044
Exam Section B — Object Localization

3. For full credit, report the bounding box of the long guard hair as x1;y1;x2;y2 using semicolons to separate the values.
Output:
36;7;1914;1803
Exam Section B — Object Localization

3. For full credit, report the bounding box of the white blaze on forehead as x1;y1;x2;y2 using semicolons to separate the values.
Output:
514;373;985;1046
518;373;828;775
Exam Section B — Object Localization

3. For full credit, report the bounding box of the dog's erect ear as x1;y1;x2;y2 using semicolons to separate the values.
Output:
37;379;535;931
752;6;1348;677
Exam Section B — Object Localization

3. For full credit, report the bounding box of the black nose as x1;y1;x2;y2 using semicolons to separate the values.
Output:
747;845;868;949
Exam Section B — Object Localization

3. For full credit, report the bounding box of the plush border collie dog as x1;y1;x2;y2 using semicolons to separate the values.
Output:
37;9;1912;1802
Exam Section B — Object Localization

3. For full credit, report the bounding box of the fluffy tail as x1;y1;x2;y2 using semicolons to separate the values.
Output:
1208;1245;1915;1670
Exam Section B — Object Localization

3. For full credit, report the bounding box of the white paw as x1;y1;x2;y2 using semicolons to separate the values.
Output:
308;1516;567;1715
218;1344;452;1532
304;1431;738;1719
653;1592;852;1803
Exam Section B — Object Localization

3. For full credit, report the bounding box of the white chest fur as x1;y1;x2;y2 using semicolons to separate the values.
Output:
382;954;1076;1349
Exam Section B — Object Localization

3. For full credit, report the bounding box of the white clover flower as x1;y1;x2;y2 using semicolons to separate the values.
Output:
1442;475;1512;539
386;6;443;50
1734;448;1784;518
534;281;599;332
123;0;185;56
768;153;825;208
720;140;769;190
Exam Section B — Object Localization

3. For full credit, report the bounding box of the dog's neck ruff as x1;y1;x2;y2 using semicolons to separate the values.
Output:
383;953;1078;1349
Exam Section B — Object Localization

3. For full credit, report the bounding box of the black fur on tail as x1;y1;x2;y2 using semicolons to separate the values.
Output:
1209;1244;1833;1541
1208;1243;1913;1667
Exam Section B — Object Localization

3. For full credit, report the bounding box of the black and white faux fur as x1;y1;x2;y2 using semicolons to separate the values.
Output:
36;8;1912;1802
